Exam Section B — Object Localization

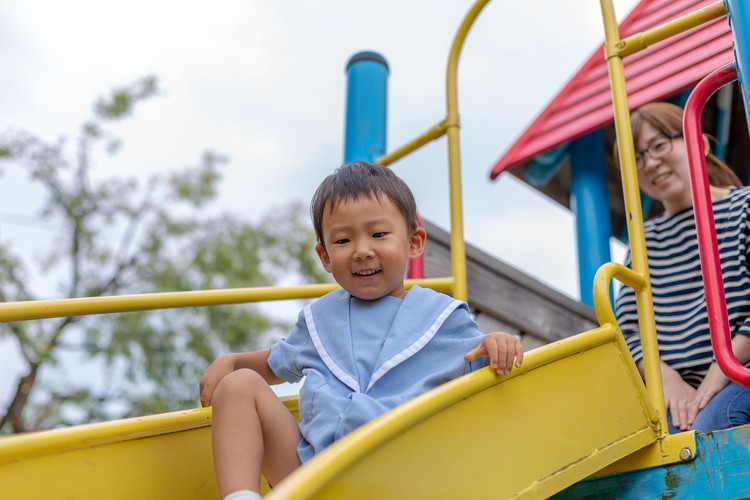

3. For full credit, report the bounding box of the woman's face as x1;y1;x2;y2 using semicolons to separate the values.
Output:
635;121;692;215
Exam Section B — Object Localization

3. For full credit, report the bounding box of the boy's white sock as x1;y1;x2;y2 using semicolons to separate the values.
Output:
224;490;262;500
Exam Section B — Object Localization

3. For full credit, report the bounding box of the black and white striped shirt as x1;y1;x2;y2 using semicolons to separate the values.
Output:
615;186;750;387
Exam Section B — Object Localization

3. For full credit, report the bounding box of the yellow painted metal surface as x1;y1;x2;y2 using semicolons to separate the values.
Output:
611;1;726;58
266;325;660;499
376;120;448;167
591;430;698;477
377;0;494;302
0;408;217;499
0;278;453;323
600;0;667;434
0;399;299;499
0;328;667;499
442;0;492;302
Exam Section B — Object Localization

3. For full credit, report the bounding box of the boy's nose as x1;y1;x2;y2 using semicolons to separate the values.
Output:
353;242;374;260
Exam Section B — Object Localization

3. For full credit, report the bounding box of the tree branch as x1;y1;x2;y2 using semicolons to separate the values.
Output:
0;363;38;433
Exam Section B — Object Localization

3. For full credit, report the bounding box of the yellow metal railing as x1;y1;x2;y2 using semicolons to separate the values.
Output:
608;1;726;58
378;0;492;302
598;0;728;438
0;279;453;322
0;2;494;318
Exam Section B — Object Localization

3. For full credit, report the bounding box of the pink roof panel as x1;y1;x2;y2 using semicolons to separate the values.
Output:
489;0;733;179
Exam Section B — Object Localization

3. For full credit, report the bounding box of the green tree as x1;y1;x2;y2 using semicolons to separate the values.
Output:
0;76;328;433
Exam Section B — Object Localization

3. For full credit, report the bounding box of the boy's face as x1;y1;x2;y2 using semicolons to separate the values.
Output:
315;195;425;300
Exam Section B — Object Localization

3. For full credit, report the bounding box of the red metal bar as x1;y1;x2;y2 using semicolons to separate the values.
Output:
407;256;424;279
408;211;425;279
684;63;750;387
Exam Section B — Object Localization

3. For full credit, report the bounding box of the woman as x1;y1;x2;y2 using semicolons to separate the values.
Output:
615;101;750;433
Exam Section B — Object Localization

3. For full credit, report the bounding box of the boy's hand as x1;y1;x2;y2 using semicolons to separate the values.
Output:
199;354;236;407
464;332;524;376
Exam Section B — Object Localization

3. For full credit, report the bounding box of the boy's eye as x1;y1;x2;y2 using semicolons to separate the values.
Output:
334;238;350;245
372;232;387;238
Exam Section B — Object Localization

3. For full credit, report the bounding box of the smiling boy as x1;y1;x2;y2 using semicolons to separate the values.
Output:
200;161;523;500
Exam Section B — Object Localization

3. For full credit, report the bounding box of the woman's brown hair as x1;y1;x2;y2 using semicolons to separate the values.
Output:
615;101;742;188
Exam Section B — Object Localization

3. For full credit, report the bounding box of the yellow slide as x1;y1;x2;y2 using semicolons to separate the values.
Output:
0;323;671;499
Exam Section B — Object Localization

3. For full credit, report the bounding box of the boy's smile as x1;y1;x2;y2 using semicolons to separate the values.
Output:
315;195;425;300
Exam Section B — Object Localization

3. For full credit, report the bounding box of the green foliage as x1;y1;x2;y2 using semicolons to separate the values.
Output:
94;76;159;120
0;76;328;432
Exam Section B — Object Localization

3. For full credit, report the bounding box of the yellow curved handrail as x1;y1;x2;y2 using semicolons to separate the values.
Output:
600;0;665;434
597;0;729;437
593;262;645;328
378;0;492;302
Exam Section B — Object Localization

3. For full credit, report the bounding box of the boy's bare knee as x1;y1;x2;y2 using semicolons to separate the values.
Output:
213;368;266;403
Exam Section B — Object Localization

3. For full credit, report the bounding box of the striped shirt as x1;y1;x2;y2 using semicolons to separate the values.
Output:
615;186;750;387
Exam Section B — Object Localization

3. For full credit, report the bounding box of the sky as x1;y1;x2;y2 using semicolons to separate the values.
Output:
0;1;638;403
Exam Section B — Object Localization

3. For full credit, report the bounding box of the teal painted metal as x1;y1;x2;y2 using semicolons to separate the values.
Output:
713;85;733;162
552;425;750;499
523;144;569;187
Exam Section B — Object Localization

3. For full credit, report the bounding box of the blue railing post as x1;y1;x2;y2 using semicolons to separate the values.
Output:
344;51;390;163
725;0;750;134
570;130;612;306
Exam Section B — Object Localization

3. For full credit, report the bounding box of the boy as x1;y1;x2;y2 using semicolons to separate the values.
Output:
199;161;523;500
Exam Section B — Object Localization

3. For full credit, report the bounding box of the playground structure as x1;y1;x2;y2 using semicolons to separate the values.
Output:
1;0;750;498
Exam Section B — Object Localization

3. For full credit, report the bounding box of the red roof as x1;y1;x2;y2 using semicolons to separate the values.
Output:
489;0;734;179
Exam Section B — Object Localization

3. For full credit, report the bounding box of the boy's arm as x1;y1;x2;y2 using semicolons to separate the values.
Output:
464;332;524;376
199;350;285;407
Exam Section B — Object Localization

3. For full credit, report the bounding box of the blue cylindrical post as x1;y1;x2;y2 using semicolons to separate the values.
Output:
344;51;390;163
570;130;612;306
726;0;750;133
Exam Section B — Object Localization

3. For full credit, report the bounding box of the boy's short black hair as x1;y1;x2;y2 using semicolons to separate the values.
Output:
311;161;419;246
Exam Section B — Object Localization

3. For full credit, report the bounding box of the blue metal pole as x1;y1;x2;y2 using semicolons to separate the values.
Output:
713;85;733;162
570;129;612;306
344;51;390;163
725;0;750;134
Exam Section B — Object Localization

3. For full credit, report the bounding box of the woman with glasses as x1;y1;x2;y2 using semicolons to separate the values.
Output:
614;101;750;434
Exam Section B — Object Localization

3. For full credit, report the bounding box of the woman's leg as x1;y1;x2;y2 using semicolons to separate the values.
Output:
691;381;750;432
211;369;302;498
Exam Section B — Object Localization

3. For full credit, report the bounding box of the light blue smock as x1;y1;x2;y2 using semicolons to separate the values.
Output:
268;285;486;462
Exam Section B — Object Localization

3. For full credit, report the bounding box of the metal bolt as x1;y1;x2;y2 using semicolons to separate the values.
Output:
679;447;693;461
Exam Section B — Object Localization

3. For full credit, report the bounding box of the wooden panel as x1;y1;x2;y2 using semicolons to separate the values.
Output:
422;219;597;345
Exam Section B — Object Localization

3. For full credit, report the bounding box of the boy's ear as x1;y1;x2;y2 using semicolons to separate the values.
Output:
315;244;333;273
408;227;427;259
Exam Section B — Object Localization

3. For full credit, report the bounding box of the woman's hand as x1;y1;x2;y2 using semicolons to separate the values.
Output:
688;362;729;426
660;362;697;431
199;353;237;407
686;335;750;427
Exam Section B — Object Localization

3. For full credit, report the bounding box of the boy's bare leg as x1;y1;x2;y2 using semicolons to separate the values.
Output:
211;369;303;498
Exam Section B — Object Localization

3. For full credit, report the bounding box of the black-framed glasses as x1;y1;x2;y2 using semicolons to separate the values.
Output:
635;134;680;171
